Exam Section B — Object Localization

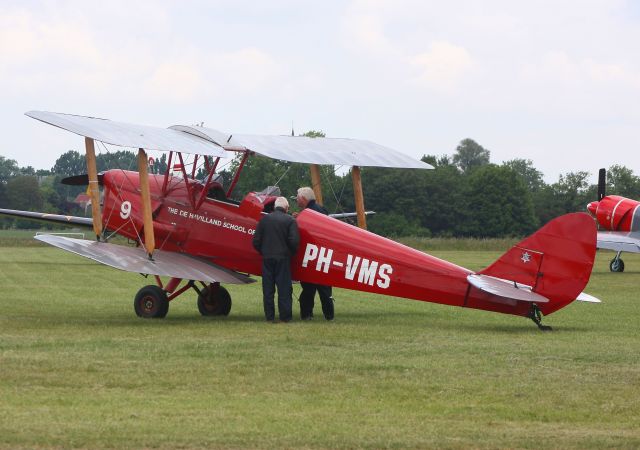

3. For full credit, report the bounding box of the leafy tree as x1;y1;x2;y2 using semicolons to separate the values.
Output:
51;150;86;176
502;159;544;192
607;164;640;198
368;211;430;237
97;150;137;172
461;165;537;237
552;171;593;213
301;130;325;138
6;176;43;210
452;138;490;173
0;156;20;183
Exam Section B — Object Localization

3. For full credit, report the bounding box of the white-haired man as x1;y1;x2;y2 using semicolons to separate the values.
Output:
295;187;335;321
252;196;299;322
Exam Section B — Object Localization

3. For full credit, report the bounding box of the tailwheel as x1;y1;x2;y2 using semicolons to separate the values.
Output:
528;303;552;331
198;284;232;316
609;257;625;273
134;285;169;318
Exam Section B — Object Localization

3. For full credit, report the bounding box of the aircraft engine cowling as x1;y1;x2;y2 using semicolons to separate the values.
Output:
587;195;640;232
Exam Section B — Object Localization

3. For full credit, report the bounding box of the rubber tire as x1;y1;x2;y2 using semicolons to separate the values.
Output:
609;258;625;273
134;285;169;318
197;285;232;316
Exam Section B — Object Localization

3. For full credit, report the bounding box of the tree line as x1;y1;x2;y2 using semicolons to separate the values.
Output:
1;137;638;237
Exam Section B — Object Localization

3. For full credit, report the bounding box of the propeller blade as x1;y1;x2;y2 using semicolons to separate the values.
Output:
61;173;104;186
597;168;606;200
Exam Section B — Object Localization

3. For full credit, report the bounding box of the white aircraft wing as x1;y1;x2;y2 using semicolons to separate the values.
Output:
26;111;226;157
172;125;433;169
35;234;254;285
596;231;640;253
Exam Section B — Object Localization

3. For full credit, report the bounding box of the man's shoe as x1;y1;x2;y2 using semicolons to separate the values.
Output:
301;316;313;321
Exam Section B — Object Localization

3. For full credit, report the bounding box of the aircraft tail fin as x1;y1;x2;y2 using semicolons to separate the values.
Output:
478;213;597;315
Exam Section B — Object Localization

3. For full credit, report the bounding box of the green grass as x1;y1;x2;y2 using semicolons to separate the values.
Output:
0;229;88;247
1;243;639;449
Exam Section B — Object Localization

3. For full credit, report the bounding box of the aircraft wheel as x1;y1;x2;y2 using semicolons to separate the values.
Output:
134;285;169;318
609;258;625;273
198;285;232;316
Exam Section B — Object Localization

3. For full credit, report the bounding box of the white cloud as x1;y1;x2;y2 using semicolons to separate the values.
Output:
410;41;475;92
212;47;281;93
142;47;281;102
144;63;206;102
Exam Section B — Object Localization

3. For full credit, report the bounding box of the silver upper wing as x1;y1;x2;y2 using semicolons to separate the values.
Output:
172;125;433;169
26;111;226;157
596;231;640;253
26;110;431;168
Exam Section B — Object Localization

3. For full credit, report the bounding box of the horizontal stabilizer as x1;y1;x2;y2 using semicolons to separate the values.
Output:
596;231;640;253
576;292;601;303
35;234;254;285
0;208;93;227
467;274;549;304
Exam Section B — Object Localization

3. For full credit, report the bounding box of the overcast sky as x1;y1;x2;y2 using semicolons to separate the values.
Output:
1;0;639;182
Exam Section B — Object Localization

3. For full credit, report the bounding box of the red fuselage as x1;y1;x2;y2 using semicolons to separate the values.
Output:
101;170;587;318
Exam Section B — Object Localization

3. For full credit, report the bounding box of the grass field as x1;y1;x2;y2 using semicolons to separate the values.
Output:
1;235;639;449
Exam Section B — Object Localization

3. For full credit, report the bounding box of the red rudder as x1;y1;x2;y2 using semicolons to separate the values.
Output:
479;213;597;315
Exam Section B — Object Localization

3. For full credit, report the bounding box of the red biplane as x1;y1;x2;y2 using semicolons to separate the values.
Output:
587;168;640;272
0;111;601;330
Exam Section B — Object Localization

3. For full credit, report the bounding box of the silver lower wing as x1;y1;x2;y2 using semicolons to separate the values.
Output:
596;231;640;253
35;234;254;285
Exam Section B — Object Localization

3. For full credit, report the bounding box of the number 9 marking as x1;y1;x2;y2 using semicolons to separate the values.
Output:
120;201;132;220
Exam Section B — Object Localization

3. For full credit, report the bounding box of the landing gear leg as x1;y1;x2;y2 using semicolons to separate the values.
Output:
609;252;625;272
528;304;552;331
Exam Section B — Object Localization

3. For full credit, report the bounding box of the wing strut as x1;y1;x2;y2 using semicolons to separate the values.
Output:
137;148;156;258
351;165;367;229
310;164;324;205
85;137;103;240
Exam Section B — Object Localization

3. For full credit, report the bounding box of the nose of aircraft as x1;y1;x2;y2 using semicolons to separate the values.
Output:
587;201;598;216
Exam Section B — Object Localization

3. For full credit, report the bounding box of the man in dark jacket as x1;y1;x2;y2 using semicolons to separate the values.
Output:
295;187;335;321
252;196;300;322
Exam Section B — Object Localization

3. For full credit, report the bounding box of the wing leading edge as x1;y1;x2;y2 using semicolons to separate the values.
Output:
26;111;226;157
35;234;254;285
172;125;433;169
